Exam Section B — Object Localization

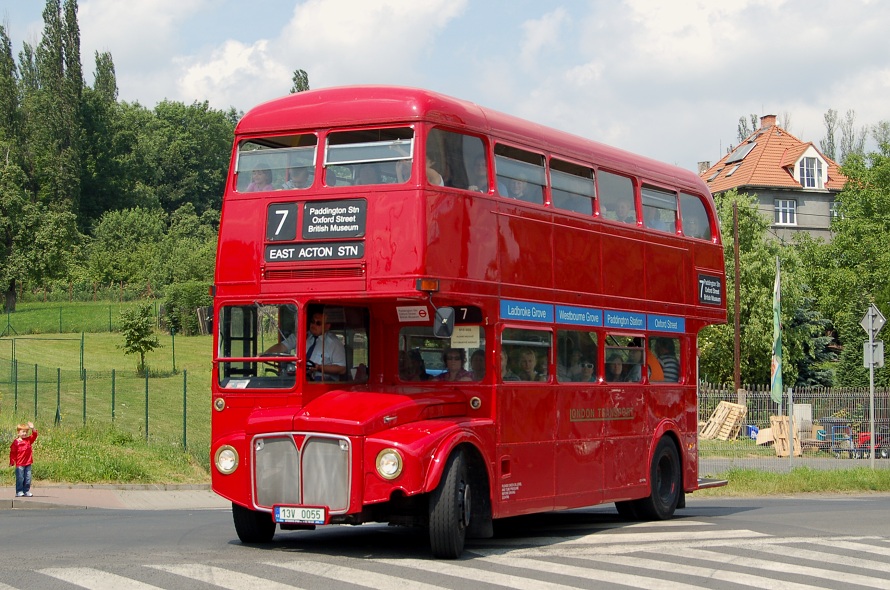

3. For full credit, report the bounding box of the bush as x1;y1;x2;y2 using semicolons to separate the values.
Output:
163;282;212;336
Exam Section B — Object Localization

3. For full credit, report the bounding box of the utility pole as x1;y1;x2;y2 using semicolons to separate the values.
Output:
733;202;741;393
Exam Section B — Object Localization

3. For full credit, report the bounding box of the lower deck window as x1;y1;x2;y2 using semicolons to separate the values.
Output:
399;325;486;382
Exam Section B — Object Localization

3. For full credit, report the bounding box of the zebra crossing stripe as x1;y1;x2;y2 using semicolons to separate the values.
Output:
371;557;584;590
555;528;769;546
471;527;767;548
756;543;890;575
39;568;164;590
476;555;712;590
575;553;828;590
806;538;890;559
148;564;304;590
269;560;447;590
660;547;890;590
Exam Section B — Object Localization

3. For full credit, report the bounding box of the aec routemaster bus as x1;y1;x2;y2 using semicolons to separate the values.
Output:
211;85;726;558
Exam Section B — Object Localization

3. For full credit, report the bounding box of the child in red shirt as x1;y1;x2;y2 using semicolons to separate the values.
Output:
9;422;37;497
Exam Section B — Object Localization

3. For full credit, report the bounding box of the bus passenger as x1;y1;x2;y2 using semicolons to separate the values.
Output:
684;213;708;239
616;200;636;224
560;349;583;381
508;175;541;202
468;156;488;192
605;352;624;382
282;166;311;189
396;158;411;183
578;359;597;382
500;350;520;381
401;350;431;381
246;168;274;192
470;349;485;381
516;347;544;381
355;164;381;185
624;343;643;382
655;337;680;382
427;156;444;186
439;348;473;381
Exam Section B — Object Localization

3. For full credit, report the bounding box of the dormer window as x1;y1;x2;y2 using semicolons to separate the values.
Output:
799;157;823;189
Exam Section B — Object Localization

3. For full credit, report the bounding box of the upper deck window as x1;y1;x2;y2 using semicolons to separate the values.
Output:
428;128;487;191
641;186;677;234
324;128;414;187
679;193;712;240
599;170;636;224
495;145;546;204
236;134;318;193
550;159;595;215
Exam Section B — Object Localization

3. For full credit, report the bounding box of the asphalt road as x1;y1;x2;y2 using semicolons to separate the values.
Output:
2;494;889;589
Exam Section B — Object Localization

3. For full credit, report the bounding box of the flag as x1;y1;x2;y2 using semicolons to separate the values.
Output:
770;257;783;404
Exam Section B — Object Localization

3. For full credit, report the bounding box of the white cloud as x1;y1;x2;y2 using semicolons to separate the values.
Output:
519;8;567;68
173;0;468;109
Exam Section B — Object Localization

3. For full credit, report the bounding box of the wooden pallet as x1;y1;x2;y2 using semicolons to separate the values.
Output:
700;401;747;440
770;415;802;457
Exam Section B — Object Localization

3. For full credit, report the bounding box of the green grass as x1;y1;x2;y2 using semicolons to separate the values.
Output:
695;467;890;496
1;424;208;484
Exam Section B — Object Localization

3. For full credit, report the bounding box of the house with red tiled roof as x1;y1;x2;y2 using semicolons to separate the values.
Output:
700;115;846;241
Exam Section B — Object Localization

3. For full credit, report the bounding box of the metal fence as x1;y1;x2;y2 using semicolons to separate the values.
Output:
0;358;209;461
699;382;890;473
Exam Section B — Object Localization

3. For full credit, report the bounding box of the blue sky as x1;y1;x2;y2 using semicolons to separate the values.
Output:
2;0;888;173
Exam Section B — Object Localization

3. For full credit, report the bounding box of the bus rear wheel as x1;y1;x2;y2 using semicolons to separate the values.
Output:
429;451;470;559
633;437;681;520
232;503;276;543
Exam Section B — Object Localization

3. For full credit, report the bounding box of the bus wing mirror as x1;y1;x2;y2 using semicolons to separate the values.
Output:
433;307;455;338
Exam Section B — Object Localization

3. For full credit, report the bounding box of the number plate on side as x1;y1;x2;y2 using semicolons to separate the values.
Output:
273;505;326;525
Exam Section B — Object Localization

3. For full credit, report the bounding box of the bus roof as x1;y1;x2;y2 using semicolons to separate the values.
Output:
237;85;710;197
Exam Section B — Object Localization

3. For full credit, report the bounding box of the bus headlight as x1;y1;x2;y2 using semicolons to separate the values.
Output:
376;448;403;480
215;445;239;475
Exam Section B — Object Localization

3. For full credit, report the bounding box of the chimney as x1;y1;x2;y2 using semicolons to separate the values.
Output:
760;114;777;129
697;161;711;175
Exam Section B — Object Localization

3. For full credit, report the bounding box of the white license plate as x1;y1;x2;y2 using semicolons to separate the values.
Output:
273;505;326;525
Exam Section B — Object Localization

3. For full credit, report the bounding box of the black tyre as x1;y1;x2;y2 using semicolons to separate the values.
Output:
615;500;640;520
232;503;276;543
880;446;890;460
633;437;681;520
429;451;470;559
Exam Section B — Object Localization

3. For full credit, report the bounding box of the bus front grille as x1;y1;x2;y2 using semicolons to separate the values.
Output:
253;434;350;512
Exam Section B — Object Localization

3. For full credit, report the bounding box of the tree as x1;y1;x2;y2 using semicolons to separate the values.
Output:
736;113;758;143
80;50;123;227
698;190;830;386
132;100;235;215
85;207;167;287
838;109;867;164
798;141;890;386
821;108;838;161
290;68;309;93
120;301;160;375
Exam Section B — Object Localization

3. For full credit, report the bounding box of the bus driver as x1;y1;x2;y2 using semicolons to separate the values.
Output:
265;311;346;381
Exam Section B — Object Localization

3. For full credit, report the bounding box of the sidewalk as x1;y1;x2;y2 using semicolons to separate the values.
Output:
0;484;230;511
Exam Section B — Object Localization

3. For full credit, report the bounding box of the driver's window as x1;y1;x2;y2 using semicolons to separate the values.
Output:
303;305;369;383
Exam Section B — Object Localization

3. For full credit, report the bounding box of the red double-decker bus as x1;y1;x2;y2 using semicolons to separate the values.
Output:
211;86;726;558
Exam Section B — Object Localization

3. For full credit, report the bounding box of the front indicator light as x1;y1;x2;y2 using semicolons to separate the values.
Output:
376;448;403;480
215;445;239;475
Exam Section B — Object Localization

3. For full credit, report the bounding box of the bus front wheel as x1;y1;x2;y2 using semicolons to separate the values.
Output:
232;503;276;543
429;451;470;559
633;437;681;520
